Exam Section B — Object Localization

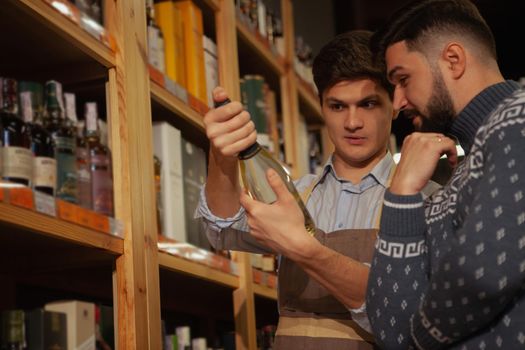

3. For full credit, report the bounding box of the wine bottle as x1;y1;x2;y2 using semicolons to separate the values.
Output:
44;80;78;203
215;99;316;235
1;78;33;187
19;81;57;195
85;102;113;216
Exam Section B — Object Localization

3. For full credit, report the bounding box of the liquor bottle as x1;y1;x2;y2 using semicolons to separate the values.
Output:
1;310;26;350
215;99;316;235
44;80;78;203
19;81;57;195
85;102;113;216
153;155;163;235
146;0;166;72
75;120;92;209
0;78;33;186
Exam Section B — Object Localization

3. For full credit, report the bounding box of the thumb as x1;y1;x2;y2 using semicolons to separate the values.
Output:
266;168;291;202
212;87;229;105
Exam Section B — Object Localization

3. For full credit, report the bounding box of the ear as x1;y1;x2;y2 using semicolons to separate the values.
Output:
441;43;466;80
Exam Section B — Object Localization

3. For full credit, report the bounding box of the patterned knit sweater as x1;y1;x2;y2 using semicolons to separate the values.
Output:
367;81;525;349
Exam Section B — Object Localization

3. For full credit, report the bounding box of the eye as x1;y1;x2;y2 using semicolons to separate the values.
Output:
361;100;379;109
398;76;408;88
328;103;346;112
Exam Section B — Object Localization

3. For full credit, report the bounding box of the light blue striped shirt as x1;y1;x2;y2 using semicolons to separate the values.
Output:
196;152;394;236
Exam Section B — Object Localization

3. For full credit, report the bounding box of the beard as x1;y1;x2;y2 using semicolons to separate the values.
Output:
404;70;456;133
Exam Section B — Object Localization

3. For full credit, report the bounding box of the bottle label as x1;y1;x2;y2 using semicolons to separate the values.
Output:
2;146;32;181
54;136;75;152
33;156;57;189
56;151;78;203
20;91;34;123
91;154;113;215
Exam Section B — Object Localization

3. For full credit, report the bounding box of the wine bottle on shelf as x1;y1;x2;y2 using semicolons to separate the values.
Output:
19;81;57;196
44;80;78;203
0;78;33;187
153;155;163;235
85;102;113;216
215;98;316;235
75;119;92;209
1;310;27;350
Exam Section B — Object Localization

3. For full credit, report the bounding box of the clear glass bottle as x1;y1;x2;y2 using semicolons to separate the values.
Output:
19;81;56;195
85;102;113;216
76;120;92;209
0;78;33;186
44;80;78;203
0;310;26;350
216;99;316;235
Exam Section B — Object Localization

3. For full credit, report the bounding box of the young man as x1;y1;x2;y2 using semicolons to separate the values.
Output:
366;0;525;349
198;30;432;349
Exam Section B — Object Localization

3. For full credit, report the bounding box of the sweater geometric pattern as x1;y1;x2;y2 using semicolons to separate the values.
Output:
367;82;525;350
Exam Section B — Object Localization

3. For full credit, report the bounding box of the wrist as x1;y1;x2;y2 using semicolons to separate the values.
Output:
293;232;322;264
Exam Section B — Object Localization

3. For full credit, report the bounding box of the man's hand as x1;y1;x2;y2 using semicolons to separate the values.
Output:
390;132;458;195
203;87;257;158
239;168;319;262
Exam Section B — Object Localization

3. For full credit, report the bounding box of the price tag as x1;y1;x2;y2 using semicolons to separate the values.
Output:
267;274;277;289
252;269;263;284
76;206;93;228
34;191;57;217
92;212;110;233
9;188;34;210
149;66;165;87
56;199;78;223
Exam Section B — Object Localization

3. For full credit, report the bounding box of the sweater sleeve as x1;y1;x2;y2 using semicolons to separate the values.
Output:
410;120;525;349
367;191;429;350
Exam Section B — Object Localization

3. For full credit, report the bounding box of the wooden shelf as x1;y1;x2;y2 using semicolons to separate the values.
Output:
6;0;115;69
0;202;123;255
236;21;285;76
253;283;278;301
150;81;205;131
296;75;323;124
158;251;239;289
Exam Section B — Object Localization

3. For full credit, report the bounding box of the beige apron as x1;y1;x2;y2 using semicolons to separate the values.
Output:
273;168;394;350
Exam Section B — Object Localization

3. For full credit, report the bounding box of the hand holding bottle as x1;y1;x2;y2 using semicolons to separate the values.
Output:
203;87;257;158
240;168;319;261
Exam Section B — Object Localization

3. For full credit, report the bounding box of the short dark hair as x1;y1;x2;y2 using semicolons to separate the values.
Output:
313;30;393;103
371;0;497;67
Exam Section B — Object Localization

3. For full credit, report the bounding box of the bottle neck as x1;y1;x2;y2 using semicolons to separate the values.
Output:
238;142;262;160
1;78;19;117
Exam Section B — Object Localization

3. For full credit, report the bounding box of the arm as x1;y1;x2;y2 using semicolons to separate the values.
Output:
198;87;274;254
367;132;457;349
239;169;370;309
410;124;525;349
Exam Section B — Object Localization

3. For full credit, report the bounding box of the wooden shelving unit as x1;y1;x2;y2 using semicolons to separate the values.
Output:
0;0;325;349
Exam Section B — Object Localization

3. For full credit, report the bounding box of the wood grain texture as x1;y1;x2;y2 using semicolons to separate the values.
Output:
106;0;161;348
150;82;205;130
158;251;239;288
9;0;115;67
0;203;123;254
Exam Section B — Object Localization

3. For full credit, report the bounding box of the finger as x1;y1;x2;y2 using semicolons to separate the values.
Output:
207;110;253;141
212;87;228;104
266;168;292;202
441;137;458;168
239;190;256;212
220;130;257;156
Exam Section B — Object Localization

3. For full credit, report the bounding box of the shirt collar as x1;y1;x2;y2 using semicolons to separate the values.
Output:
315;151;394;188
450;80;521;154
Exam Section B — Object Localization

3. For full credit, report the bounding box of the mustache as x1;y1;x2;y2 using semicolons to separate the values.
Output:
402;109;423;119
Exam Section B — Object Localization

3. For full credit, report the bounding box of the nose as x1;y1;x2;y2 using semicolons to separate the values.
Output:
393;85;408;111
344;107;364;130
